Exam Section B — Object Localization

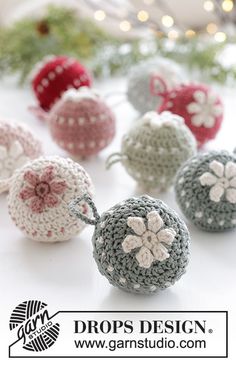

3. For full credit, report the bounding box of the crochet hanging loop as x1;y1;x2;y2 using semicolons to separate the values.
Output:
69;194;100;226
105;152;127;170
28;105;49;123
150;74;169;99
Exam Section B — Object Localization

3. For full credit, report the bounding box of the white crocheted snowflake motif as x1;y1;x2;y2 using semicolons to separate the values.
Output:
199;160;236;203
62;87;99;102
122;211;176;269
142;111;183;128
0;141;29;179
187;90;223;128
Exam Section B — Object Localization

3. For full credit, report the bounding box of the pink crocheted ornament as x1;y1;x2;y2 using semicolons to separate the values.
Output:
0;119;42;193
7;156;94;242
48;88;116;158
31;55;92;112
158;83;223;147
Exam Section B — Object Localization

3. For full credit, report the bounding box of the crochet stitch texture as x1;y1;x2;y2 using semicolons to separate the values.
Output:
31;55;92;111
0;119;42;192
127;58;184;114
69;194;190;294
175;150;236;231
8;156;94;242
48;88;116;158
159;83;223;147
107;111;196;190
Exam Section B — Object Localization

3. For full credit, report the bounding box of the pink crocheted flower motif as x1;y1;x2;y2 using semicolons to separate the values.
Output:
19;165;67;213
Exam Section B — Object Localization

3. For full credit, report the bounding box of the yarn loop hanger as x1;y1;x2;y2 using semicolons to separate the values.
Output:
28;105;49;123
69;193;100;226
149;73;169;99
105;152;127;169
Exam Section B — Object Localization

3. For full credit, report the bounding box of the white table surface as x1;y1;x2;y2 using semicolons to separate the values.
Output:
0;76;235;364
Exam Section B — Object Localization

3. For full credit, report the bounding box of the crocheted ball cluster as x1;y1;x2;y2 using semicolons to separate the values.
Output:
48;88;116;158
0;119;42;184
92;195;190;294
159;83;223;147
7;156;94;242
127;58;184;114
31;55;92;111
175;150;236;231
118;111;196;190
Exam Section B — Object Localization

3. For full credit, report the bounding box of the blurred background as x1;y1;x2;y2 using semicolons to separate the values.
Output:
0;0;236;84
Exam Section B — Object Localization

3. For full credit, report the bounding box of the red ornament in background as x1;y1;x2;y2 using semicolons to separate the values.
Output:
31;55;92;112
158;83;224;147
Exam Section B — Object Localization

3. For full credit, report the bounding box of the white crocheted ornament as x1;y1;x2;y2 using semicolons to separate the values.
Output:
7;156;94;242
0;119;42;193
127;58;185;114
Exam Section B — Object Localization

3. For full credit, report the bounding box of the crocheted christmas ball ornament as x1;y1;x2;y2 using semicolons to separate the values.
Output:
158;83;223;147
7;156;94;242
48;88;116;158
0;119;42;193
175;150;236;231
127;58;184;114
106;111;197;190
70;194;190;294
31;55;92;111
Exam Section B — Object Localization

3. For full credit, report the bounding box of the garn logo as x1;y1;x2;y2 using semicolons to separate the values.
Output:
9;300;60;352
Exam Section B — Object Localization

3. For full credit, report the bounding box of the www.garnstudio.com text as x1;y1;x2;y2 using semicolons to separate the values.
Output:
73;319;207;352
74;337;206;351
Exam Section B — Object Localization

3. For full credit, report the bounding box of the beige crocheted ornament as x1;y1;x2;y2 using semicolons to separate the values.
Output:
7;156;94;242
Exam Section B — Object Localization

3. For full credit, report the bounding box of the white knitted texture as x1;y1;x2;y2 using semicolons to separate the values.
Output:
142;111;184;128
199;160;236;203
7;156;94;242
62;87;100;102
0;119;43;193
122;211;175;268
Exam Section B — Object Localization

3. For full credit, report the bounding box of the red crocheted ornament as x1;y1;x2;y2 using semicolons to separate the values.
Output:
31;55;92;111
158;83;223;147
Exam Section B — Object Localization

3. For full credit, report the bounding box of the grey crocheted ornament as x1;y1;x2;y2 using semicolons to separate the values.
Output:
106;111;197;191
127;58;184;114
69;194;190;294
175;150;236;231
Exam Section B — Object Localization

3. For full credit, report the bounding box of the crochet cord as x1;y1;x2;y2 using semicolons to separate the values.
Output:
28;105;49;123
105;153;126;170
69;194;100;225
150;74;169;98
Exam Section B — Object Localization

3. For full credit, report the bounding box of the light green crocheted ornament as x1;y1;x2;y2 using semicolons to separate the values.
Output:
107;111;197;190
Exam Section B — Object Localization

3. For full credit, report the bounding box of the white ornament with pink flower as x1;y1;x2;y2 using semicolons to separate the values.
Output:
7;156;94;242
